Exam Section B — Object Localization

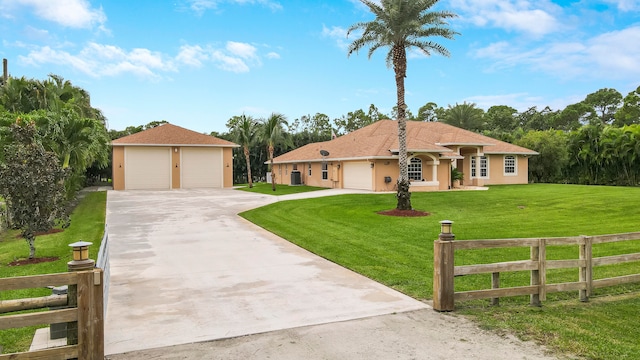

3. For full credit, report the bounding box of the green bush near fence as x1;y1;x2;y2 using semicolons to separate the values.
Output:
0;191;106;353
241;184;640;359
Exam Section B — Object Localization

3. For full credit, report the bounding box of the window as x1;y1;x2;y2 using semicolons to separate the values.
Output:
408;157;422;181
471;156;488;178
293;164;298;171
322;163;328;180
285;164;288;175
504;155;516;175
308;163;312;176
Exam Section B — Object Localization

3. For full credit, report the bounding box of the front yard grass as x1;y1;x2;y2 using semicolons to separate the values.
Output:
240;184;640;359
235;182;327;195
0;191;106;353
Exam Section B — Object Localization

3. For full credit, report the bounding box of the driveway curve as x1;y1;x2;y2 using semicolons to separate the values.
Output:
104;188;427;355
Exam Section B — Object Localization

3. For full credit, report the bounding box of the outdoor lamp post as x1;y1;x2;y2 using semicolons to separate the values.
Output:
68;241;95;271
434;220;455;311
439;220;454;241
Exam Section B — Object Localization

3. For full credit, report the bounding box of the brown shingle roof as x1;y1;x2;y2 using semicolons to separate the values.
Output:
272;120;536;163
112;123;238;147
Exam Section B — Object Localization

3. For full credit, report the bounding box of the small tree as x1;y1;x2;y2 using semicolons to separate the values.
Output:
0;121;69;259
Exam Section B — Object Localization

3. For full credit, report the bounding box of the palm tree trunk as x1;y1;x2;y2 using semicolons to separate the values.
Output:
269;145;276;191
394;45;412;210
244;146;253;188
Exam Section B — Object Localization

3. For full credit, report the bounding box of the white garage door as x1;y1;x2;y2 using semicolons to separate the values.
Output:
343;161;373;190
182;147;223;188
125;147;171;190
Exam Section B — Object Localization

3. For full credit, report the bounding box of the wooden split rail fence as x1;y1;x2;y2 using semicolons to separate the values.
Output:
433;228;640;311
0;269;104;359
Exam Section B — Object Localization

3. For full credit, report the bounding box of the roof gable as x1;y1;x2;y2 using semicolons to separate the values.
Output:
112;123;238;147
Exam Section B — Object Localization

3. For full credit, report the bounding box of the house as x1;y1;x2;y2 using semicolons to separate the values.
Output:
270;120;537;191
112;123;239;190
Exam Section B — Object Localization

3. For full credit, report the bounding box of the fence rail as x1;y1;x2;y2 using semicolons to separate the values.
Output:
433;228;640;311
96;224;110;317
0;270;104;359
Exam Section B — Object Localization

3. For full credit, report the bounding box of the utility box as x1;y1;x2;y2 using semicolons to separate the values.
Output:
384;176;392;183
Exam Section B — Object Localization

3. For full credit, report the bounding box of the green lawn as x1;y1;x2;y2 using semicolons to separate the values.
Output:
240;184;640;359
0;191;106;353
235;182;327;195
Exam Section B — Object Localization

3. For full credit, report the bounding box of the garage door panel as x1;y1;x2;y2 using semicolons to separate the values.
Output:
343;161;373;190
125;147;171;190
182;148;222;188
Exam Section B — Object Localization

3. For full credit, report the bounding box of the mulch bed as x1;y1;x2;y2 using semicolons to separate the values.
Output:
378;209;430;217
8;256;59;266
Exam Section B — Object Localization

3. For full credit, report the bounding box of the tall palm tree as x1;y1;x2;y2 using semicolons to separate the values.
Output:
261;112;288;191
348;0;458;210
233;114;258;188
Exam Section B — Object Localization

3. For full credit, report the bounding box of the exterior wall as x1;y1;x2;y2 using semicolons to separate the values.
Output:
172;147;181;189
112;146;125;190
484;155;529;185
437;161;451;190
373;160;399;192
223;147;234;188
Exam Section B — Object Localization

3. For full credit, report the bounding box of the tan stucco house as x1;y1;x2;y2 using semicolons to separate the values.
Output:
270;120;537;192
112;123;238;190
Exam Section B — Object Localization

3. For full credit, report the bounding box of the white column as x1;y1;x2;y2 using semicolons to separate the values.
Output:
432;162;438;182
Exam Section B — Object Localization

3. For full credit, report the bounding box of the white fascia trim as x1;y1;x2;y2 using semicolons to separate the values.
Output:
484;151;539;155
436;142;493;146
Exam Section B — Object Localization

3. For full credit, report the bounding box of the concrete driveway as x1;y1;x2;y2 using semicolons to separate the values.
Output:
104;188;427;355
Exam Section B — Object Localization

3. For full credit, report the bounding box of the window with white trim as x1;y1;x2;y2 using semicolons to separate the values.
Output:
322;163;328;180
408;157;422;181
504;155;516;175
471;156;489;178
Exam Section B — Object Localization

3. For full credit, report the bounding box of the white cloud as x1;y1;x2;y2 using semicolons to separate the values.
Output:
176;41;265;73
5;0;106;29
226;41;258;59
19;42;176;79
265;52;280;59
322;25;351;51
472;26;640;80
183;0;282;15
602;0;640;11
451;0;561;37
176;45;209;67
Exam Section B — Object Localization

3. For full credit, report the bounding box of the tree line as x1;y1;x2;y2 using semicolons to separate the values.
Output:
213;86;640;188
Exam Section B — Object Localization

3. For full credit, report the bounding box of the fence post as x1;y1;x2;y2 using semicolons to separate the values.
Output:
77;270;104;359
67;241;95;352
491;272;500;306
529;242;541;306
579;235;593;302
433;220;455;312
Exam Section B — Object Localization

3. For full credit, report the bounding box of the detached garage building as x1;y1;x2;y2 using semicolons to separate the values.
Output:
112;123;238;190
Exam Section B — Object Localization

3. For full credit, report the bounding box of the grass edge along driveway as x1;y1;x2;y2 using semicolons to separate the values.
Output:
240;184;640;360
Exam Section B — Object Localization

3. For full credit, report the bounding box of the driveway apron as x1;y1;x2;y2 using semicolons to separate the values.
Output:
104;189;427;355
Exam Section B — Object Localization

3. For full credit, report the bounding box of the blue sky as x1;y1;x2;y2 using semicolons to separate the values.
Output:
1;0;639;133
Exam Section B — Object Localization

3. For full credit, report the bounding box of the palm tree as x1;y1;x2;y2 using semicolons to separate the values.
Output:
261;113;288;191
233;114;258;188
348;0;458;210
